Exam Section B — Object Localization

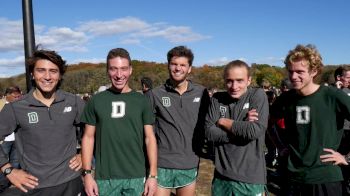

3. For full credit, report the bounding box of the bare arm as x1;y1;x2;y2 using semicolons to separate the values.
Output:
143;124;157;196
82;124;99;196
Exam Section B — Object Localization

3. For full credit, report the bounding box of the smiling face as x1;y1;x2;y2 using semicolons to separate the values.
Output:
225;66;251;99
168;56;192;85
287;59;317;92
32;59;61;94
108;57;132;93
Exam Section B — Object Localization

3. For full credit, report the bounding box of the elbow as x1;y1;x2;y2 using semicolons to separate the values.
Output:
238;123;267;141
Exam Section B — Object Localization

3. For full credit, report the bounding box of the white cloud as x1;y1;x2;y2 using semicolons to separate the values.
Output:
0;56;24;67
129;24;211;43
119;38;141;44
0;17;210;76
77;17;149;36
206;57;231;66
78;17;210;43
0;18;23;52
70;58;105;64
252;56;284;66
36;27;89;52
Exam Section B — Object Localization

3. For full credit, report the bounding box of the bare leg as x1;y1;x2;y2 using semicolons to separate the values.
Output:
155;186;172;196
176;181;196;196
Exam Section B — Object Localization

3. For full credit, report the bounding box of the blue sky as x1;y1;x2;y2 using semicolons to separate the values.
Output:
0;0;349;77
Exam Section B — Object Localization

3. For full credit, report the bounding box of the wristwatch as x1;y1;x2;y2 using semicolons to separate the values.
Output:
148;174;158;179
3;167;14;176
82;169;92;176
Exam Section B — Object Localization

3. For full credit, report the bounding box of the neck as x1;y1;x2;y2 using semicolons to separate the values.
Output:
297;83;320;96
170;79;188;95
111;86;132;93
33;88;56;106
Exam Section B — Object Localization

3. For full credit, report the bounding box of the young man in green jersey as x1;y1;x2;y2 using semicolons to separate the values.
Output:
81;48;157;196
146;46;209;196
271;44;350;196
205;60;269;196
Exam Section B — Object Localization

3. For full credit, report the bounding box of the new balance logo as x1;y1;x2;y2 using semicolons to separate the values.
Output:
63;106;72;113
193;97;201;102
243;103;249;110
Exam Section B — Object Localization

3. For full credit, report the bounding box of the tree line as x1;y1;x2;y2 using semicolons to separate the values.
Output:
0;61;348;95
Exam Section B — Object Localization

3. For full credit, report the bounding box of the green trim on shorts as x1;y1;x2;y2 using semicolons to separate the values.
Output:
96;178;145;196
157;167;197;189
212;177;265;196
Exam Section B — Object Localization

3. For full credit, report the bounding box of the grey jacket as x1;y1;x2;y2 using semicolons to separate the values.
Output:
205;88;268;184
147;80;209;169
0;89;85;188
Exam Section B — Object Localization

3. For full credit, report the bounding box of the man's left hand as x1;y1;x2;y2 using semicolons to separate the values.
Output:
320;148;348;165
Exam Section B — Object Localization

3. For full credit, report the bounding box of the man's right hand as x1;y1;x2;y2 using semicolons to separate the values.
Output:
84;174;99;196
7;168;39;193
246;109;259;122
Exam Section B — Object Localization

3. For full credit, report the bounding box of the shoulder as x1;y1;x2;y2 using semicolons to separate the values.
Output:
248;87;265;95
190;81;206;90
149;85;166;96
90;90;110;100
212;91;229;103
247;87;267;100
60;90;84;104
130;90;146;98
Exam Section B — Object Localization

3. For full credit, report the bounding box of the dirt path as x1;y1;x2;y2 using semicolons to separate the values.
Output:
196;158;215;196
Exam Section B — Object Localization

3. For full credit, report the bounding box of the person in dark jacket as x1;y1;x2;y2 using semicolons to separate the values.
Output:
205;60;269;195
0;49;85;196
146;46;209;196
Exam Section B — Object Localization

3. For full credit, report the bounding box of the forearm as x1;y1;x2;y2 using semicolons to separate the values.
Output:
145;125;157;176
205;125;230;143
146;138;157;176
231;121;267;140
81;135;95;170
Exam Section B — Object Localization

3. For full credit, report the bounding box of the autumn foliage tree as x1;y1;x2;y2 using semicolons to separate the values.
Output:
0;61;347;95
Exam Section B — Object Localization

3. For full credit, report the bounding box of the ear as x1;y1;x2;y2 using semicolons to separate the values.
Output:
129;66;133;75
247;76;252;86
310;69;318;78
187;66;192;74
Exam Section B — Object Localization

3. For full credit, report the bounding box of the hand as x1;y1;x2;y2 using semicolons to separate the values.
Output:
216;118;233;131
7;169;39;193
320;148;348;165
143;178;157;196
69;154;82;171
84;175;99;196
246;109;258;122
335;81;343;89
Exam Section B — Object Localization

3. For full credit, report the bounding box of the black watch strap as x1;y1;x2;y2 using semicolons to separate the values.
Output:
4;167;14;176
82;169;92;176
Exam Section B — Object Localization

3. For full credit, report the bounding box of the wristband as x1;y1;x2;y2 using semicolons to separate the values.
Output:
148;174;158;179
